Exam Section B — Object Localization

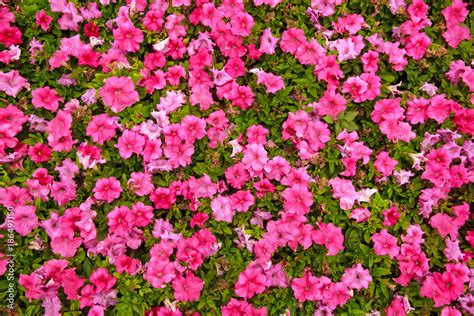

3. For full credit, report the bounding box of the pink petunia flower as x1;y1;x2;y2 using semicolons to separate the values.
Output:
242;143;268;173
28;143;51;164
350;207;371;222
115;130;145;159
32;86;63;112
230;12;254;37
14;205;40;236
291;271;324;302
371;229;400;258
341;263;372;291
313;88;347;119
35;10;53;32
382;206;401;226
113;22;143;52
93;177;122;203
234;267;267;299
281;184;313;215
328;177;360;210
259;28;279;54
99;76;139;113
211;195;234;223
172;271;203;302
312;222;345;255
86;114;118;145
374;151;398;177
144;260;176;289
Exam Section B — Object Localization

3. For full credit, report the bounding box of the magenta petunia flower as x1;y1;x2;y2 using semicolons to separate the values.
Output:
32;86;63;112
93;177;122;203
99;76;139;113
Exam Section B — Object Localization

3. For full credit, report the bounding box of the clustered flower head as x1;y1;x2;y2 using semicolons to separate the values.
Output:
0;0;472;315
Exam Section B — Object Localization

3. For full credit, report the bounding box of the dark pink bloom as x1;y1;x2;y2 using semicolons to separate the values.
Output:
35;10;53;31
382;206;401;226
28;143;51;163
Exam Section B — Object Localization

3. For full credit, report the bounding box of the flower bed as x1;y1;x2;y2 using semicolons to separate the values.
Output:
0;0;473;315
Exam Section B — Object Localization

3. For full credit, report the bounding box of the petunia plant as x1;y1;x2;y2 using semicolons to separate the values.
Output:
0;0;473;315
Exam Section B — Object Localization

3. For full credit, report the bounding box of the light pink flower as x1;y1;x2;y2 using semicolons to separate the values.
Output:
350;208;371;222
259;28;279;54
328;177;359;210
242;143;268;173
211;195;234;223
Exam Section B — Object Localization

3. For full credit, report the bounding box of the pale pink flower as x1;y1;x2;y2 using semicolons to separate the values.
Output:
242;143;268;173
350;208;371;222
259;28;279;54
341;264;372;290
328;177;360;210
211;195;234;223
